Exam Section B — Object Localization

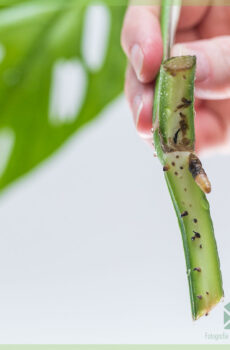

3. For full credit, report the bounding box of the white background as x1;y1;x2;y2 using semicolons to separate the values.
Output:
0;96;229;344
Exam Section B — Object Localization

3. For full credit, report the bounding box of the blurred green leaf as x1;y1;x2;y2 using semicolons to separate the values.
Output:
0;0;127;191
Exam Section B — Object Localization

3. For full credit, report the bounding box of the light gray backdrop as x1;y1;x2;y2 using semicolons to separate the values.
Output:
0;96;229;344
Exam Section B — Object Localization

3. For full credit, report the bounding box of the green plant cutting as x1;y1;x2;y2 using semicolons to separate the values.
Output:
153;0;224;320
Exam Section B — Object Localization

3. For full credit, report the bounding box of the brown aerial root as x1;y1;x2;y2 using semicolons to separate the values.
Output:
188;153;211;194
195;173;211;194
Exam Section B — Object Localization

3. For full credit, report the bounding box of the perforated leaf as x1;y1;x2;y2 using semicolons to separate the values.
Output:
0;0;127;190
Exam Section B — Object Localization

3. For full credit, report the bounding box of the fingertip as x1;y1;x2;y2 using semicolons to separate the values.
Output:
121;6;163;84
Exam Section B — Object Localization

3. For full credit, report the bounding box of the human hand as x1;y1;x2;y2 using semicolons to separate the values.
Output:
121;3;230;152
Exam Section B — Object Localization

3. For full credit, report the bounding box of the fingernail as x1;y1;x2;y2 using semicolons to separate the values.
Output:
133;95;143;128
131;44;144;80
172;44;210;83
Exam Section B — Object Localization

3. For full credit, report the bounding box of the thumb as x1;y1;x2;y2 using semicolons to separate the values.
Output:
172;36;230;100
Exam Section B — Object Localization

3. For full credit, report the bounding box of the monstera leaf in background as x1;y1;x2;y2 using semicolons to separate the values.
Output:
0;0;127;191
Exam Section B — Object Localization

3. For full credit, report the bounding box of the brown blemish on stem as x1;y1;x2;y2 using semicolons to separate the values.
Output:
193;267;201;272
193;231;201;238
179;113;188;134
173;129;181;144
159;131;193;153
165;112;192;150
175;97;192;112
163;165;170;172
181;211;188;217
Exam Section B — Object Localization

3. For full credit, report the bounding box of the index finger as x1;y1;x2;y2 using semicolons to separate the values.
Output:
121;4;163;83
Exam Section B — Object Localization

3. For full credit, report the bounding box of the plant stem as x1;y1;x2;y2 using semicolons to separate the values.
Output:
153;1;224;320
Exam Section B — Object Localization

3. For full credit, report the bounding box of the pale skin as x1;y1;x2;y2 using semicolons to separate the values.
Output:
121;3;230;152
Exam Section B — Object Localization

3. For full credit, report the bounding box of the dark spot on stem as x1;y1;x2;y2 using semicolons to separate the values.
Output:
163;165;169;172
175;172;178;176
182;97;192;106
173;129;181;144
197;295;203;300
200;244;203;249
181;211;188;217
193;231;201;238
179;113;188;133
191;236;196;241
175;98;192;112
206;292;209;295
193;218;198;223
182;138;190;146
176;155;180;159
193;267;201;272
180;166;184;170
172;162;175;166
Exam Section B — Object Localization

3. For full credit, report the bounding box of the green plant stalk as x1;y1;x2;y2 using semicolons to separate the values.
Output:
153;2;224;320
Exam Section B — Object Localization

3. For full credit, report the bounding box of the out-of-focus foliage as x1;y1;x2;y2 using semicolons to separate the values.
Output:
0;0;127;191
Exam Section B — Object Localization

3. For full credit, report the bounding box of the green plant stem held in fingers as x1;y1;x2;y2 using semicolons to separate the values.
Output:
153;0;224;320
